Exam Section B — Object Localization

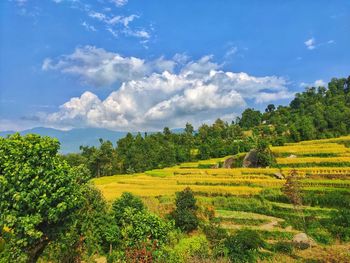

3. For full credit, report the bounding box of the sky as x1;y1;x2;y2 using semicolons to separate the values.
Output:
0;0;350;131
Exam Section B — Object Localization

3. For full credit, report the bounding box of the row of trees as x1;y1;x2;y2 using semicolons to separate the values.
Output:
63;76;350;176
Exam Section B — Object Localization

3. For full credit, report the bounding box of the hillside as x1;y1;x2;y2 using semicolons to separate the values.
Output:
93;135;350;262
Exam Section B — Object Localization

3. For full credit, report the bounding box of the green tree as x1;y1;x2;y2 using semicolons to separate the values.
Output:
171;187;199;233
0;134;82;262
225;229;266;262
239;108;262;129
111;192;145;224
256;139;276;167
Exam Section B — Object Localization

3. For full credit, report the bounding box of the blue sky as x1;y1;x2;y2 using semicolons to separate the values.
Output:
1;0;350;131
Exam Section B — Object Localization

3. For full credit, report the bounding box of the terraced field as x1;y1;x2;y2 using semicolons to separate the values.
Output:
93;135;350;260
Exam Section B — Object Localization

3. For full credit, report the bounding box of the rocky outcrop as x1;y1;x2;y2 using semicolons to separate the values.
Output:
223;157;235;168
242;150;258;168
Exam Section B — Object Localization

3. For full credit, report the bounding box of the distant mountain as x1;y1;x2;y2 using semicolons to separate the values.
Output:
0;127;127;154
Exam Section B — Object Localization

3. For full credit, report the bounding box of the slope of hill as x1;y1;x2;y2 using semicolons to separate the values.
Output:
93;135;350;261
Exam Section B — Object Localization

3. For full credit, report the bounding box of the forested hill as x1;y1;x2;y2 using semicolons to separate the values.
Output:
62;76;350;177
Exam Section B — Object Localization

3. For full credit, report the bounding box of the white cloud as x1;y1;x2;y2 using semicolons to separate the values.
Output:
304;38;335;50
87;10;150;40
88;11;107;21
224;46;238;58
108;14;139;26
304;38;315;50
111;0;128;7
42;47;291;130
81;21;97;32
300;79;327;88
42;46;176;86
314;79;326;87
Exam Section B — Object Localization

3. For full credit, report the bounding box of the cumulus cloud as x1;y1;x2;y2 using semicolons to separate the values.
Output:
42;46;292;130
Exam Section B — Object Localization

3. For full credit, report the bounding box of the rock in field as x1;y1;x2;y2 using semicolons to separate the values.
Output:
292;233;316;249
242;149;258;168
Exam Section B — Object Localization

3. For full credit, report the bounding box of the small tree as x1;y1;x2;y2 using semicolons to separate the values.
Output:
256;139;276;167
0;134;82;262
225;229;266;262
112;192;145;224
171;187;199;233
282;169;305;229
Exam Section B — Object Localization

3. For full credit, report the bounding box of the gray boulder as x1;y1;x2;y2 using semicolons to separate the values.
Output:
292;233;316;249
242;150;258;168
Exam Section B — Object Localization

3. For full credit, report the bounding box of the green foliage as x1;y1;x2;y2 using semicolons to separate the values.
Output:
80;138;119;177
167;235;210;263
239;108;262;129
202;224;228;258
272;241;293;255
108;192;172;261
112;192;145;223
171;188;199;233
225;229;266;262
328;208;350;241
34;181;117;262
118;208;173;249
256;139;276;167
307;228;334;245
0;134;82;262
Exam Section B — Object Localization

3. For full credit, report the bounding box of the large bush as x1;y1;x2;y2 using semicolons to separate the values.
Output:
112;192;145;223
168;235;210;263
171;188;199;233
225;229;266;262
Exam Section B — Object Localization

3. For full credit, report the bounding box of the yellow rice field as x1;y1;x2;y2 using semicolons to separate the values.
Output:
93;136;350;201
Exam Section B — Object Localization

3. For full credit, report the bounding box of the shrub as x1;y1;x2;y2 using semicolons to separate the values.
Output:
171;188;199;233
225;229;266;262
203;224;228;258
272;241;294;255
308;228;333;245
328;208;350;241
256;139;276;167
112;192;145;223
168;235;210;263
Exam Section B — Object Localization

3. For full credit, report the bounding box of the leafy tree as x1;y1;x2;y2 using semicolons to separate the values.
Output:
282;169;305;229
80;139;119;177
239;108;262;129
0;134;82;262
256;139;276;167
225;229;266;262
171;188;199;233
111;192;145;224
265;104;276;113
43;185;112;261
